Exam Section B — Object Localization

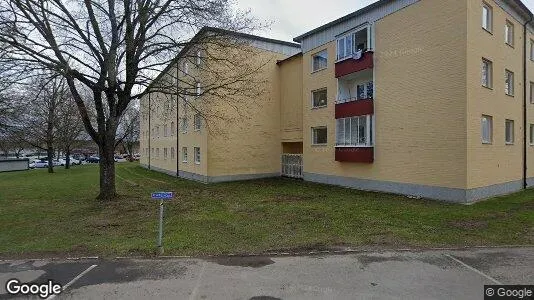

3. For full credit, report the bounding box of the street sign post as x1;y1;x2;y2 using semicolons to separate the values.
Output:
151;192;174;254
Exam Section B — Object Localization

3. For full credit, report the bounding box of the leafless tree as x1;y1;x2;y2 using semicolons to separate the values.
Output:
0;0;260;200
22;75;69;173
56;97;84;169
116;103;139;157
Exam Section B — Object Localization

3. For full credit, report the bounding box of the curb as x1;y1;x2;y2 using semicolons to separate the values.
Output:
1;245;533;262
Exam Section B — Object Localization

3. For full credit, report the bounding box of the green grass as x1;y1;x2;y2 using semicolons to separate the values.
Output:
0;163;533;258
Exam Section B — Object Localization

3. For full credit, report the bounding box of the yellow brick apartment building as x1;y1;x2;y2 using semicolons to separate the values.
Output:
141;0;534;203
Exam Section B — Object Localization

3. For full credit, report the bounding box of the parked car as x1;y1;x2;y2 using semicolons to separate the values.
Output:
114;156;127;163
31;160;49;168
68;158;82;165
86;156;100;163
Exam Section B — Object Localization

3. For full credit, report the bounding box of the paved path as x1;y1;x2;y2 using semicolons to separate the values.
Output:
0;247;533;299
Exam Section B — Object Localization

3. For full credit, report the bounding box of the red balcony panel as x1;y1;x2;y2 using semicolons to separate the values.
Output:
335;147;374;163
335;51;374;78
335;98;373;118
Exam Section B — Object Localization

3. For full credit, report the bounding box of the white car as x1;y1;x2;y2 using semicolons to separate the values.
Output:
114;156;127;163
31;160;49;168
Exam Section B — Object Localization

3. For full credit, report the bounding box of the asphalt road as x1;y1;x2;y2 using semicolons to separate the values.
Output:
0;247;533;299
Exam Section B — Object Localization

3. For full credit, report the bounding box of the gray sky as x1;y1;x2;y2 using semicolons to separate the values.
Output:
234;0;534;42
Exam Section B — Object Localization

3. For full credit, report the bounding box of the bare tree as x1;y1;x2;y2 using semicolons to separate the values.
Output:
116;103;139;157
56;97;84;169
0;0;259;200
22;75;68;173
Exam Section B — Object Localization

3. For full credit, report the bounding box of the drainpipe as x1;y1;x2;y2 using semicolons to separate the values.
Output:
176;64;180;178
523;13;533;189
148;92;152;170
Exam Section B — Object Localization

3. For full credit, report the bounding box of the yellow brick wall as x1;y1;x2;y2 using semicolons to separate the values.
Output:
302;0;469;189
279;55;304;142
466;0;531;188
206;47;288;177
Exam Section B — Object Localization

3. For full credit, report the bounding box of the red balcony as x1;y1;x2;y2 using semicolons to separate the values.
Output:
335;147;374;163
335;98;373;118
335;51;374;78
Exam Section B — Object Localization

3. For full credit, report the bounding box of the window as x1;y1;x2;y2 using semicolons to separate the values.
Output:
531;40;534;61
312;89;327;108
156;126;160;138
181;116;188;133
482;3;492;32
194;113;202;131
151;148;154;156
196;50;202;65
530;82;534;103
336;115;373;147
184;62;189;74
505;119;514;144
171;147;175;160
312;50;327;72
182;147;188;163
164;124;168;137
311;127;328;145
481;115;493;144
357;82;374;100
156;148;160;158
530;124;534;145
171;122;175;136
164;148;168;160
194;147;201;164
337;33;354;60
196;82;201;96
505;21;514;46
505;70;514;96
482;58;492;88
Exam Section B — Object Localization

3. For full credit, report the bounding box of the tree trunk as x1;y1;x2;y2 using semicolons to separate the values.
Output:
47;146;54;173
65;147;70;169
97;139;116;200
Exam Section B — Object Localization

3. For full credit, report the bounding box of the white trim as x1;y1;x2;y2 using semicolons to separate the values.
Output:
311;49;328;73
311;88;328;109
311;126;328;145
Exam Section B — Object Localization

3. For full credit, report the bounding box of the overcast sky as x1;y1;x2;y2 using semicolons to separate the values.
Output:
234;0;534;42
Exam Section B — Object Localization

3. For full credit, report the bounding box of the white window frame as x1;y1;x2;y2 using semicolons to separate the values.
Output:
194;147;201;164
482;3;493;33
184;62;189;74
505;119;514;145
505;69;514;96
194;113;202;131
311;88;327;108
311;127;328;146
481;115;493;144
335;115;373;147
181;116;188;133
482;58;492;88
196;82;201;96
311;50;328;72
505;20;514;46
182;147;188;163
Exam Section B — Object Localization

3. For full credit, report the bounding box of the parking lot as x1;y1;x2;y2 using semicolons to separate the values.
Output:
0;247;532;299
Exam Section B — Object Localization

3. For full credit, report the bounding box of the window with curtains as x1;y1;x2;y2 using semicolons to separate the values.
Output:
505;20;514;46
312;50;327;72
505;70;514;96
482;58;492;88
482;3;492;32
481;115;493;144
311;127;328;145
505;119;514;144
194;147;201;164
336;115;373;147
312;89;327;108
182;147;188;163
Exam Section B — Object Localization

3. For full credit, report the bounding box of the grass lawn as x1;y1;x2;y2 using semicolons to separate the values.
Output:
0;163;533;258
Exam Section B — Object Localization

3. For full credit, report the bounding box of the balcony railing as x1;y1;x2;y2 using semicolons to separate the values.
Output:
336;81;373;105
335;51;374;78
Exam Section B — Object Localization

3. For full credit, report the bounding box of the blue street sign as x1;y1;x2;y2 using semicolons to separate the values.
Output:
151;192;174;200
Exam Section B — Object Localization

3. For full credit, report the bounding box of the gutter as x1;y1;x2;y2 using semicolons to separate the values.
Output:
523;13;533;189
